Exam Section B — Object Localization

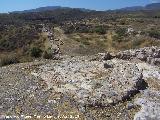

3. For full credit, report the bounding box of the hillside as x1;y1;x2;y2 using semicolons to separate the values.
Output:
0;47;160;119
145;3;160;10
12;3;160;13
0;3;160;119
12;6;92;13
0;5;160;65
119;3;160;11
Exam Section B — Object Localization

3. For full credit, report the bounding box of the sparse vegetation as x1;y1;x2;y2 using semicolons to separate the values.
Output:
148;30;160;39
43;48;53;59
115;27;127;37
0;7;160;62
0;3;160;120
30;47;43;58
0;54;19;66
94;26;106;34
112;28;127;42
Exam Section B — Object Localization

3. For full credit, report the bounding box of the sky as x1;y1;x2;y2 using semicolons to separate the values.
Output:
0;0;160;13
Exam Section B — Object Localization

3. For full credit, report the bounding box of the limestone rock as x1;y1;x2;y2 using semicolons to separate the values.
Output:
32;57;144;107
98;52;112;61
116;46;160;65
126;102;134;110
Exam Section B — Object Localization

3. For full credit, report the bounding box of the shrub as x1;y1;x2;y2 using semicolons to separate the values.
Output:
112;34;123;42
148;30;160;39
43;49;53;59
79;44;84;48
115;28;126;37
95;26;106;34
30;47;42;58
132;39;144;48
119;19;127;25
0;55;19;67
112;27;127;42
82;40;90;45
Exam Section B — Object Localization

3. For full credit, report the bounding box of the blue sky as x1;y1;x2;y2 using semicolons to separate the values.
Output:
0;0;159;13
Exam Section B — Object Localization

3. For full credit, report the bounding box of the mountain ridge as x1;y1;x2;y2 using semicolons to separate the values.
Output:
11;3;160;13
12;6;92;13
119;3;160;11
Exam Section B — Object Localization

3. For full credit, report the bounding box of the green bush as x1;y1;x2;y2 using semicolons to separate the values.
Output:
115;28;126;37
95;26;106;34
112;34;123;42
148;30;160;39
30;47;42;58
112;27;127;42
0;55;19;67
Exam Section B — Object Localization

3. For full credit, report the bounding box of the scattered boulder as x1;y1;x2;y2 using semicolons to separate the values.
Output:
98;52;112;61
116;46;160;65
126;102;134;110
104;63;113;69
136;52;147;61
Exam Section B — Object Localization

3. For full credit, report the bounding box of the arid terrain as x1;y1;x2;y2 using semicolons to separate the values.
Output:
0;47;160;119
0;3;160;120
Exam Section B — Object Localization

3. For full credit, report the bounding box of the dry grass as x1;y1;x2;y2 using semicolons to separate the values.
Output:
147;78;160;91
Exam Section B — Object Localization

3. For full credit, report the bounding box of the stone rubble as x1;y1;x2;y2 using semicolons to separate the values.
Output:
0;46;160;119
116;46;160;65
31;57;144;107
134;90;160;120
42;25;61;59
134;62;160;120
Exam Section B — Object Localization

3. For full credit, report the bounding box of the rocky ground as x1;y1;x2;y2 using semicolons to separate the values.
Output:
0;47;160;120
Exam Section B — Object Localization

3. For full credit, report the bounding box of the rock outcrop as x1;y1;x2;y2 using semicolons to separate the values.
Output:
0;47;160;119
31;57;144;107
116;46;160;65
42;25;61;60
134;62;160;120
